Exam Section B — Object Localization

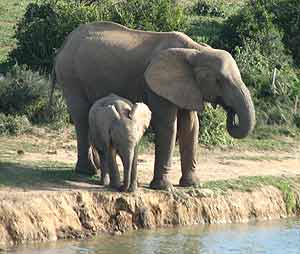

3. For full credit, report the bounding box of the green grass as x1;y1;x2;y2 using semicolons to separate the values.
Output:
201;176;300;214
0;0;33;64
234;125;300;151
218;155;294;161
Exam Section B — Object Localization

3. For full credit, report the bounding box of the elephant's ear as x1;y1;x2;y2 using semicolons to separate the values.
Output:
130;103;152;129
129;103;151;141
145;48;203;111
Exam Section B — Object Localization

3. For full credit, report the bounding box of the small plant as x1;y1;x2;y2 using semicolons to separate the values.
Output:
0;114;32;135
192;0;225;17
199;105;233;146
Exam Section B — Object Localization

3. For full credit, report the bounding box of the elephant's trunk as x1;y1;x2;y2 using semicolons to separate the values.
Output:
224;81;256;139
122;148;135;190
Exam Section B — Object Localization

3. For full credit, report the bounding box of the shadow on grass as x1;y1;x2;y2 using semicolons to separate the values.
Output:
0;161;102;191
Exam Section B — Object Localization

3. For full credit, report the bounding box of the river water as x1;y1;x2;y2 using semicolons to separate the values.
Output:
8;218;300;254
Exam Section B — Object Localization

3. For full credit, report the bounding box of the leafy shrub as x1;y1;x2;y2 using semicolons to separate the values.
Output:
109;0;186;32
219;1;280;52
0;65;69;125
199;105;233;146
265;0;300;66
10;0;187;72
234;41;299;127
0;114;32;135
217;0;299;128
0;65;48;117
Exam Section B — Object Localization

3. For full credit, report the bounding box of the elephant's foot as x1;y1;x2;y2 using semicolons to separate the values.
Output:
118;185;128;192
75;160;97;176
109;179;121;190
179;172;200;187
100;174;110;186
119;182;138;193
118;184;136;192
150;176;173;190
128;182;138;193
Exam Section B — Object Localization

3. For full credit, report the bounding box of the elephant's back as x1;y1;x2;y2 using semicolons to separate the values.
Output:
55;22;167;103
93;94;133;118
88;102;120;147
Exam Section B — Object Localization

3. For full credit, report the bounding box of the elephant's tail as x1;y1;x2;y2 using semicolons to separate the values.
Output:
47;65;57;113
88;145;99;171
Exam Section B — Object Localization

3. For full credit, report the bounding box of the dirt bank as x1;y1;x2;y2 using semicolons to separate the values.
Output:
0;185;296;247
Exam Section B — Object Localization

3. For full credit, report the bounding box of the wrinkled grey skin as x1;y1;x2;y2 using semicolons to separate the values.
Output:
88;94;151;192
51;21;255;190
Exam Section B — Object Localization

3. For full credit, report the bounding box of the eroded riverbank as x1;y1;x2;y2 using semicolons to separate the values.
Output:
0;183;299;247
0;132;299;247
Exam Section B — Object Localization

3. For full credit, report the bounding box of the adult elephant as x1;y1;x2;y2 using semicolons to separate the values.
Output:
51;21;255;190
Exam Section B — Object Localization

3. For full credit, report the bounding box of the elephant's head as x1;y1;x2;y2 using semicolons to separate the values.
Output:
145;48;255;138
110;103;151;190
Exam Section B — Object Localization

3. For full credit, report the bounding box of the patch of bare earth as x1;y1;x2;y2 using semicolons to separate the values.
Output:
4;136;299;189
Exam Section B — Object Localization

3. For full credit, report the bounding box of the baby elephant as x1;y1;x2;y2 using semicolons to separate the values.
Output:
88;94;151;192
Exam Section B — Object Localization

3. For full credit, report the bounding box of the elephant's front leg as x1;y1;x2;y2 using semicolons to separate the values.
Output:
177;109;200;187
128;148;138;192
108;146;121;189
147;90;178;190
98;150;110;186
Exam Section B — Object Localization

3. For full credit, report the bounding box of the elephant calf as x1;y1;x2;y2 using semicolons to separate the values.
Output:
88;93;151;192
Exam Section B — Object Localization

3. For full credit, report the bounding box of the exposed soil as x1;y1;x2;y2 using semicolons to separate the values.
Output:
6;135;300;188
0;186;290;247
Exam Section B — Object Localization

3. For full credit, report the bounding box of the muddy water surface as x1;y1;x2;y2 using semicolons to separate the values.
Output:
9;218;300;254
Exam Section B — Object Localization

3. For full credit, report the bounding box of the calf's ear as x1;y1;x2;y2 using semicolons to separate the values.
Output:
130;103;152;129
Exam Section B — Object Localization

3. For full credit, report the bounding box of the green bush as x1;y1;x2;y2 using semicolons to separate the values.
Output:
10;0;106;72
10;0;187;72
108;0;186;31
0;65;48;117
199;105;233;146
0;114;32;135
219;1;281;53
265;0;300;66
234;41;299;127
217;0;299;128
0;65;69;125
189;0;244;18
219;0;300;64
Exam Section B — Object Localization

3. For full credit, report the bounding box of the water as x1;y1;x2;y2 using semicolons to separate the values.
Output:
8;218;300;254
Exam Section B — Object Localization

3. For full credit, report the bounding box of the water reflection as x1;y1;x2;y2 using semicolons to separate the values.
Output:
8;218;300;254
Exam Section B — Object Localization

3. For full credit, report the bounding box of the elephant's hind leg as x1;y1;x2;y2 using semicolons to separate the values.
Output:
177;109;200;187
64;93;97;175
